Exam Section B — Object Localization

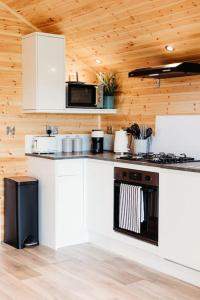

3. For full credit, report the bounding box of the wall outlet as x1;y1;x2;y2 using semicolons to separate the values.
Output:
52;126;58;135
6;126;15;136
46;125;58;135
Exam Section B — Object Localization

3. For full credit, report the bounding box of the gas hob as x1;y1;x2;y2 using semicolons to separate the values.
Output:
118;152;200;164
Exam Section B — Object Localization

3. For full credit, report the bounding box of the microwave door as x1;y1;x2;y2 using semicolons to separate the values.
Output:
67;84;96;108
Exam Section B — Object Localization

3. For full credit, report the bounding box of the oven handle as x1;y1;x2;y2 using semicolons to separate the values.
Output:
114;180;157;192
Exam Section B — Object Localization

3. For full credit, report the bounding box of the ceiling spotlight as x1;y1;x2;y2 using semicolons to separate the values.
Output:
165;45;175;52
95;59;102;64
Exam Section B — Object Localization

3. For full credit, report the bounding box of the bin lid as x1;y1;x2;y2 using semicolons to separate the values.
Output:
5;176;38;183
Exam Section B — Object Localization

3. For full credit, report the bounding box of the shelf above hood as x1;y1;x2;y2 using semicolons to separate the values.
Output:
128;62;200;79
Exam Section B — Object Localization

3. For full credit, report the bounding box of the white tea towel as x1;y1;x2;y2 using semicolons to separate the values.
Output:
119;183;144;233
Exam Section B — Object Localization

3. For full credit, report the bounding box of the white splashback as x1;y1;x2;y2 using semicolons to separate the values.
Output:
152;115;200;159
25;133;114;153
25;134;91;153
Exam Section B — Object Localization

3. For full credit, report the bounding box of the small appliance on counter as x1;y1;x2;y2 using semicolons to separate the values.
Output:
66;81;104;109
91;129;104;153
114;130;129;155
32;136;57;154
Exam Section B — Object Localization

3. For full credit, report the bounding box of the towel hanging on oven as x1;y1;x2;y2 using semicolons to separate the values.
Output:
119;183;144;233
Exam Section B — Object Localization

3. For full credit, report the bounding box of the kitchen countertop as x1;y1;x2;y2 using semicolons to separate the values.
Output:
25;152;200;174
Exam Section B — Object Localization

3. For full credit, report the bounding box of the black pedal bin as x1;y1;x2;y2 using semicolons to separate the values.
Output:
4;177;39;249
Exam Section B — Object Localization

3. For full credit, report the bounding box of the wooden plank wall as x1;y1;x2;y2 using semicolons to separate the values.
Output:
0;6;96;239
101;72;200;131
1;0;200;240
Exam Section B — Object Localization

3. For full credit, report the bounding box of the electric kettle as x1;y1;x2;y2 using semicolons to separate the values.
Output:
114;130;129;154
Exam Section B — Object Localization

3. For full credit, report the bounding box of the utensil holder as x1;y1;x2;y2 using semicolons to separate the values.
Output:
135;139;148;154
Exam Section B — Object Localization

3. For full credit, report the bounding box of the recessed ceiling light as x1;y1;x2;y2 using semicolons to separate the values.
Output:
165;45;175;52
95;59;102;64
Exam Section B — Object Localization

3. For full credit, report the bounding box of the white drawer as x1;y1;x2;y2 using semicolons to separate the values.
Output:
55;159;83;176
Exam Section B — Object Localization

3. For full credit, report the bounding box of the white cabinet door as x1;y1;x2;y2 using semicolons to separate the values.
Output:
86;159;114;237
56;172;85;248
159;170;200;271
22;32;65;111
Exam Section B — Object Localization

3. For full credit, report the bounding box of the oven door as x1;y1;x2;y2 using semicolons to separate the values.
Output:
114;180;158;245
66;83;97;108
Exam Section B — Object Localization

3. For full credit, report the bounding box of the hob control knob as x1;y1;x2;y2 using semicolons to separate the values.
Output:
122;172;127;178
144;175;151;181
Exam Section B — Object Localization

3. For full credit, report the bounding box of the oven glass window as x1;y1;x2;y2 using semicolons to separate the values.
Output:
69;85;96;106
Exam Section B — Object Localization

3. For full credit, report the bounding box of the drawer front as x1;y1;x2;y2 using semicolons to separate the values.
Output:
55;159;83;176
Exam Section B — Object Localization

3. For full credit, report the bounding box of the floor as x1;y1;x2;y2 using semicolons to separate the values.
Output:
0;243;199;300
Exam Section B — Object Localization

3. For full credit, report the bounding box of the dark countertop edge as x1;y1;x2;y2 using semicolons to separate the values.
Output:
26;153;89;160
25;153;200;174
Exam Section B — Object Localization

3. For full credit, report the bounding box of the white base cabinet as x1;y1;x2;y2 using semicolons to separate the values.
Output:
27;156;200;286
159;169;200;271
86;159;114;237
27;157;87;249
56;172;85;248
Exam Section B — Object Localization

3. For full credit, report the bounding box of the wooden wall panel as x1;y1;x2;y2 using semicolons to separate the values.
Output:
101;72;200;131
0;6;96;240
1;0;200;241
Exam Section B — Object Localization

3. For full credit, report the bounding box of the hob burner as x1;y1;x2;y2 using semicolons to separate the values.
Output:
118;152;198;164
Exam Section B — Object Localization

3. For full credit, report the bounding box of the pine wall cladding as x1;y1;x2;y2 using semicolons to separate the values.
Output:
1;0;200;239
0;6;96;239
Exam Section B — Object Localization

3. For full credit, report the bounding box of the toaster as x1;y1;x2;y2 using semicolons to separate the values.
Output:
32;136;57;154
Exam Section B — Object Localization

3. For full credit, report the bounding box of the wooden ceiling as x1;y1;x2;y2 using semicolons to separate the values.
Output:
3;0;200;72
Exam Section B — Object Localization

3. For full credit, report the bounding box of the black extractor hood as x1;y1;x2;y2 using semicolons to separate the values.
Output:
128;62;200;79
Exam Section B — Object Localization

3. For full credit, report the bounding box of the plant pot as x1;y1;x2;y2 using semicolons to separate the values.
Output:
103;96;114;109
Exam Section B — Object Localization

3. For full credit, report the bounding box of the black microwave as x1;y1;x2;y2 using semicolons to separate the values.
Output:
66;82;104;108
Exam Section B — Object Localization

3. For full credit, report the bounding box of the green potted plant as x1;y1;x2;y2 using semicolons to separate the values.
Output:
96;72;118;109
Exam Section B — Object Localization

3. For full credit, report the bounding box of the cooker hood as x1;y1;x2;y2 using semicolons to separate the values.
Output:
128;62;200;79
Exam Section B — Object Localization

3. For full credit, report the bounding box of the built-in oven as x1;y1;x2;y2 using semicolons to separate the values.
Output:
114;167;159;245
66;82;104;108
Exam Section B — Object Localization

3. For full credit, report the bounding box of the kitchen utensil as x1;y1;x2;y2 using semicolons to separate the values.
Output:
114;130;129;154
133;123;140;139
141;124;147;139
140;125;143;139
126;124;139;139
145;128;153;139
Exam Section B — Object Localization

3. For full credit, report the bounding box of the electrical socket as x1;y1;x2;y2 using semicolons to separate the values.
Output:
6;126;15;136
46;125;58;135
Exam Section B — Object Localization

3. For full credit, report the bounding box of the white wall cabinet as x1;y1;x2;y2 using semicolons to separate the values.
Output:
159;170;200;271
27;157;87;249
86;159;114;237
22;32;65;112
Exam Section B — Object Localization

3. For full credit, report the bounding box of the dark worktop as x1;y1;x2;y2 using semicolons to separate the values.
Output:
26;152;200;174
